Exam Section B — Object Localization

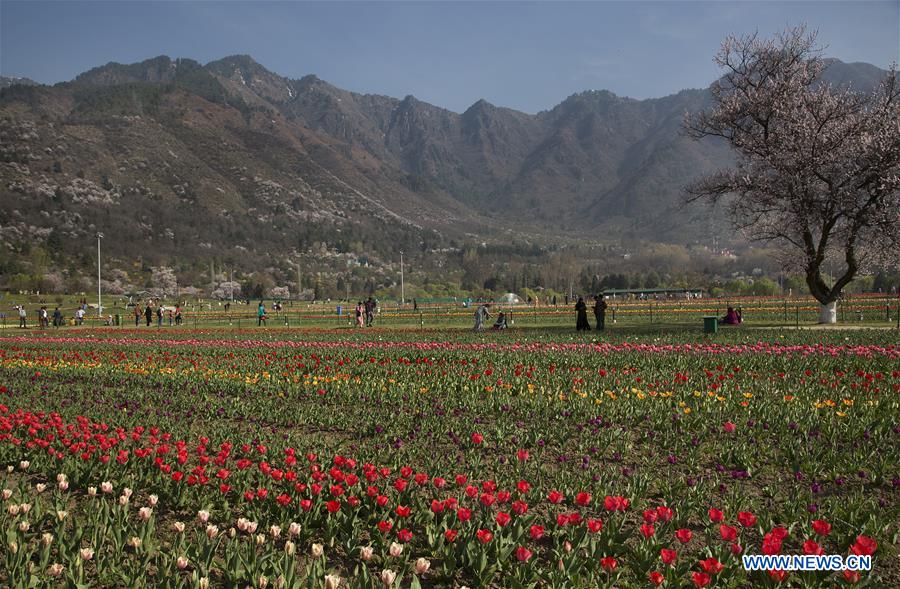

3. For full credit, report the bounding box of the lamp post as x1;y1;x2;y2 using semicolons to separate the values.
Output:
96;233;103;319
400;251;405;306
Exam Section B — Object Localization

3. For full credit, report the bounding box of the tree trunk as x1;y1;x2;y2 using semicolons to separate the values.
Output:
818;301;837;324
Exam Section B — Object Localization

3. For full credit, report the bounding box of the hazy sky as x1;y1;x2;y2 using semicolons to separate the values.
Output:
2;1;897;113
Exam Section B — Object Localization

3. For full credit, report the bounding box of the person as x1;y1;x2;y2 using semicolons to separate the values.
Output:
413;298;418;311
491;312;508;330
167;309;173;326
257;301;267;326
473;303;491;332
593;295;608;331
156;306;163;327
134;305;141;327
575;296;591;331
75;307;85;326
52;307;62;329
175;306;182;326
721;306;742;325
39;306;48;329
364;297;376;327
145;304;153;327
17;305;27;328
355;301;364;327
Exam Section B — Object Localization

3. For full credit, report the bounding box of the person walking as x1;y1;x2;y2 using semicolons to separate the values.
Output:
17;305;27;328
364;297;375;327
473;303;491;332
52;307;62;329
593;295;608;331
145;304;153;327
156;306;163;327
175;306;182;326
134;304;141;327
39;306;48;329
257;301;267;326
355;301;364;327
75;307;85;326
575;296;591;331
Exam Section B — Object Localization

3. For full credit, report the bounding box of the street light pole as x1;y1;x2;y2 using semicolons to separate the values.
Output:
230;269;234;303
97;233;103;319
400;251;405;306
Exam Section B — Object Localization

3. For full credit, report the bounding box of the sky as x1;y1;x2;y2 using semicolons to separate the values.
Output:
1;1;898;113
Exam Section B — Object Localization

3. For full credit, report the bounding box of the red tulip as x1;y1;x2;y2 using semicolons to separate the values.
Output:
576;491;591;506
547;490;564;504
643;509;658;524
395;505;410;518
511;500;528;515
656;506;674;522
698;557;723;574
767;570;788;583
516;480;531;494
456;508;472;522
516;449;530;462
471;433;484;445
600;556;617;571
811;519;832;536
730;543;743;555
770;527;789;540
737;511;757;527
660;548;677;565
377;520;393;534
640;523;656;538
691;572;710;588
515;546;533;562
803;540;824;555
648;571;665;586
722;421;736;433
476;529;493;544
431;500;444;514
842;571;860;584
495;512;511;527
529;525;545;540
325;500;340;513
444;529;458;542
675;529;693;543
850;535;877;556
708;508;724;523
587;518;603;533
762;533;782;555
719;525;737;542
397;528;413;542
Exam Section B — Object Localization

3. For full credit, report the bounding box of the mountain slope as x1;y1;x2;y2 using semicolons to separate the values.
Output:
0;56;889;275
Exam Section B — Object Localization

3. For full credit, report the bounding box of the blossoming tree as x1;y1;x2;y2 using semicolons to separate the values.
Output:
686;27;899;323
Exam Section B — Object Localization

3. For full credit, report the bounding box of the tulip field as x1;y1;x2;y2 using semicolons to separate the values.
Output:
0;327;897;588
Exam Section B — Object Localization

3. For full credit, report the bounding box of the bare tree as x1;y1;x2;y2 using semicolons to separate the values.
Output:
685;26;900;322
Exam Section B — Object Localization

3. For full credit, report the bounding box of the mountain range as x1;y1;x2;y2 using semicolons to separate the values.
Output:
0;55;888;280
